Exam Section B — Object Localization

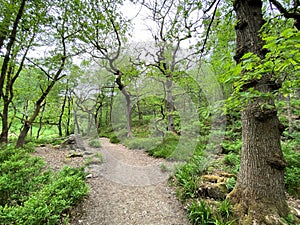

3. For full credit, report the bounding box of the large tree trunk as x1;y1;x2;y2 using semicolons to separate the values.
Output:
228;0;288;224
115;71;132;137
16;103;42;148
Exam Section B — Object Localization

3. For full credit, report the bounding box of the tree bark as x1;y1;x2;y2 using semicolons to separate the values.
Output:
287;94;294;133
0;0;26;99
228;0;289;223
166;76;175;132
58;85;68;137
115;71;132;137
36;101;46;139
66;93;72;136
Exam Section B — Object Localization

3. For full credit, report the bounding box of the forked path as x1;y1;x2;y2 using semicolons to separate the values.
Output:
71;138;188;225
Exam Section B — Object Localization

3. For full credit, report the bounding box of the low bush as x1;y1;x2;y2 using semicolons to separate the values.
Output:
223;153;240;175
88;139;102;148
124;137;161;150
147;133;179;158
174;154;211;200
0;146;88;224
282;140;300;197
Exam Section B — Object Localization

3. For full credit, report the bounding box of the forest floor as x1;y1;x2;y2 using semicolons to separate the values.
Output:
33;137;189;225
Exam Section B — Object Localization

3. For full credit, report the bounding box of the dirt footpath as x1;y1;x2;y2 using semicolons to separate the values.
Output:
34;137;189;225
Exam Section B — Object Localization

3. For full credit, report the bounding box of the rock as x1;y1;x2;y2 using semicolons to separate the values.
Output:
196;173;234;200
86;174;93;179
290;206;300;218
60;134;86;151
198;182;228;200
67;150;83;158
265;214;286;225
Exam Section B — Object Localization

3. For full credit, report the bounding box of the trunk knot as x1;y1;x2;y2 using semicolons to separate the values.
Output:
267;153;286;170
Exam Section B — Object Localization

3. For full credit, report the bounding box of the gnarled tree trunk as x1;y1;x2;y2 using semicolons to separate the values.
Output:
228;0;288;224
115;70;132;137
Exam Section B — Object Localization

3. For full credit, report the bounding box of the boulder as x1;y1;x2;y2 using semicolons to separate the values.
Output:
61;134;86;151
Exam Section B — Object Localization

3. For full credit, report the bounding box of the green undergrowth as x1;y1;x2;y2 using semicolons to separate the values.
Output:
88;139;102;148
0;145;88;224
188;199;236;225
172;152;237;224
282;135;300;198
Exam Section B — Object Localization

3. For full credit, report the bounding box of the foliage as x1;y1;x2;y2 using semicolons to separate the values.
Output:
226;177;236;192
188;199;235;225
282;140;300;197
174;154;210;200
222;27;300;112
110;135;121;144
188;200;214;224
222;153;240;175
0;146;88;224
124;137;161;150
88;139;102;148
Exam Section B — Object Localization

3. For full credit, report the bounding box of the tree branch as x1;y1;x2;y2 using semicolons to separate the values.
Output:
269;0;300;29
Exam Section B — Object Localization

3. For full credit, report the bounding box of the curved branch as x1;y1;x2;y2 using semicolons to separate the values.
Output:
269;0;300;29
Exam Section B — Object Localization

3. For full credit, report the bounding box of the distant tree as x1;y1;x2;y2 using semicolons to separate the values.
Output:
0;0;47;143
16;0;79;147
74;0;134;136
135;0;204;133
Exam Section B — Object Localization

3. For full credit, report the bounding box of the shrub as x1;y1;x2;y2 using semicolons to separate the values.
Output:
174;154;211;200
282;140;300;197
223;153;240;174
124;137;160;150
147;133;179;158
88;139;102;148
110;135;120;144
0;147;88;224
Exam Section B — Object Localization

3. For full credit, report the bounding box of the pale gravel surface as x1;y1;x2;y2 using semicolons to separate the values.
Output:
33;138;189;225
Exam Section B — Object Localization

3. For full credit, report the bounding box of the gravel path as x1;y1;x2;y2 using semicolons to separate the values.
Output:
35;137;189;225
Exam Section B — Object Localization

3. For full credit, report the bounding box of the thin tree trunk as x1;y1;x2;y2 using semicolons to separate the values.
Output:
228;0;288;223
58;85;68;137
74;111;80;134
0;0;26;99
166;76;175;132
109;87;114;125
16;102;42;147
0;63;13;143
137;96;143;124
36;102;46;139
123;89;133;137
66;94;72;136
287;94;294;133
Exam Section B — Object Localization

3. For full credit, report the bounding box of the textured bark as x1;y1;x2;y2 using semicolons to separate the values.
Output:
228;0;289;223
115;71;132;137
